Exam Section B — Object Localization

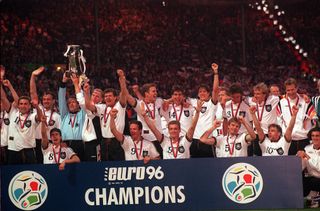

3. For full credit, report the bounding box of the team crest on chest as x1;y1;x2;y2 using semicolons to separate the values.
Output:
4;118;10;125
143;150;148;157
184;110;190;117
178;146;185;153
201;107;207;113
276;148;284;155
265;104;272;112
48;120;55;126
239;111;246;117
60;151;66;159
235;143;242;150
25;120;32;128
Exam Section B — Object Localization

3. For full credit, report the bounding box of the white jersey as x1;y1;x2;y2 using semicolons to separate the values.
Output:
0;110;10;147
134;98;163;141
161;136;192;159
96;101;126;138
160;103;195;137
7;107;39;151
215;133;249;157
35;105;61;140
223;100;252;134
279;95;314;140
189;98;217;139
302;144;320;178
259;136;290;156
249;95;279;134
77;92;97;142
121;136;160;161
42;143;76;164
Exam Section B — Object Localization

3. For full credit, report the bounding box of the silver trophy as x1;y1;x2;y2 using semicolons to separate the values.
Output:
63;45;88;86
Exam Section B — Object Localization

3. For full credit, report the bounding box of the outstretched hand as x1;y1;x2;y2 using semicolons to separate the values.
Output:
32;66;45;76
109;108;118;118
211;63;218;74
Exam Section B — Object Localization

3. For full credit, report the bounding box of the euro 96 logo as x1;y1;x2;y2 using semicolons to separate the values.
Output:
8;171;48;210
222;163;263;204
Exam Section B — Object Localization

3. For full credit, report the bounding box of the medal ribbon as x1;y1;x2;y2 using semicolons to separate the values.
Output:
231;101;242;118
170;138;180;159
134;139;143;160
172;103;183;121
286;97;299;116
103;106;113;126
52;145;61;164
144;101;155;119
43;109;54;126
0;111;4;129
256;101;266;121
226;134;238;156
19;112;30;129
70;114;77;128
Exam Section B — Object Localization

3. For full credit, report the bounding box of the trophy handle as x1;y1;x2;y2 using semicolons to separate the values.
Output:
79;49;86;74
63;45;71;57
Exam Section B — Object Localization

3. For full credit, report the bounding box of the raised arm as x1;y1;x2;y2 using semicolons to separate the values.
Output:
119;75;137;107
211;63;219;104
109;108;124;143
40;113;49;150
58;73;69;118
71;74;81;94
141;103;163;142
0;83;11;112
284;105;298;142
2;79;19;106
238;115;256;142
82;83;96;113
249;106;265;142
32;99;43;123
30;66;45;106
199;120;220;145
186;100;203;141
117;69;127;107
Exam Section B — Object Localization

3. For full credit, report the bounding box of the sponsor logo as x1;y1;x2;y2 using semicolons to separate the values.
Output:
222;163;263;204
8;171;48;210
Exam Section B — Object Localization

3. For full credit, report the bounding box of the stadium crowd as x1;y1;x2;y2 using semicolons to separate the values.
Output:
1;0;319;208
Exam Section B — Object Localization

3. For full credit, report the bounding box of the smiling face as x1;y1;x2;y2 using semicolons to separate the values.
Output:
285;84;298;99
145;86;157;103
168;121;181;139
42;94;54;110
104;92;117;107
67;97;79;113
91;89;103;104
18;98;31;114
198;87;210;101
129;122;142;141
50;131;62;145
311;131;320;149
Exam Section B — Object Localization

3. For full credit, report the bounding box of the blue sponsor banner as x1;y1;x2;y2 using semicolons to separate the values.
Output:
1;156;303;211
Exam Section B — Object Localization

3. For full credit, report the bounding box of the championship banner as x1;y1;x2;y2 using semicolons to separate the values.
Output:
1;156;303;211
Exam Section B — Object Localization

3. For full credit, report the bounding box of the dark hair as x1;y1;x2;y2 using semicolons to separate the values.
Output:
171;85;184;95
307;127;320;140
129;120;143;130
141;83;157;97
168;120;181;129
42;91;56;100
50;128;62;136
198;84;210;92
18;96;31;103
228;83;243;95
284;78;297;88
103;88;118;97
228;117;241;126
268;124;282;136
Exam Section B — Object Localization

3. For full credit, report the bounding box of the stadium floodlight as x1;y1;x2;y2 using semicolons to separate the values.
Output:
313;77;318;82
302;72;307;78
299;49;303;54
295;45;300;50
255;2;259;5
303;52;308;57
274;5;279;10
262;0;266;4
281;11;285;14
263;7;267;11
277;11;282;16
273;20;278;25
289;36;293;40
282;30;286;35
284;37;289;42
292;39;296;44
265;10;269;14
269;14;274;19
257;6;262;10
279;25;283;30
